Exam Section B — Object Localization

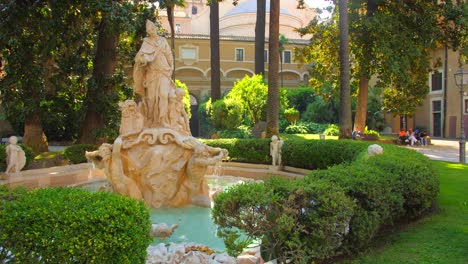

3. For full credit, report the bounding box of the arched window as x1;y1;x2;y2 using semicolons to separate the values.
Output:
192;6;198;15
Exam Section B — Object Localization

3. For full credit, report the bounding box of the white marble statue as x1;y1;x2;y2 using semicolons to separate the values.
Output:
86;20;228;208
5;136;26;176
133;19;176;128
270;135;284;167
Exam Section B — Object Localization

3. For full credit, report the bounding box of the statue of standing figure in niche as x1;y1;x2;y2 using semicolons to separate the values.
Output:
270;135;284;167
5;136;26;176
133;19;176;128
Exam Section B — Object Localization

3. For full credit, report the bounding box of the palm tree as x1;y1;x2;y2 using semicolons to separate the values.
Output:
338;0;352;139
255;0;266;75
266;0;280;136
159;0;186;80
210;0;221;101
279;34;288;88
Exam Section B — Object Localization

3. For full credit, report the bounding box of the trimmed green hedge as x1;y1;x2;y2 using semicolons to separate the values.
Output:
0;144;35;171
212;139;439;262
0;186;151;263
203;139;271;164
212;178;355;263
204;138;367;169
63;144;98;164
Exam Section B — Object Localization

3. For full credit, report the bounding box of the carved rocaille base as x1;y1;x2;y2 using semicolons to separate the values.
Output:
86;128;227;208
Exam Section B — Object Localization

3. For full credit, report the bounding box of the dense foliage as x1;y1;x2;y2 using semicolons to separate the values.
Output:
0;1;157;144
212;139;439;262
0;186;151;263
63;144;98;164
0;144;35;171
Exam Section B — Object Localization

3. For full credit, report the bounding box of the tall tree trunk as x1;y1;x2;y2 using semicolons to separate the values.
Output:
354;0;376;133
210;0;221;101
168;5;176;80
266;0;280;136
79;18;118;144
338;0;352;139
255;0;266;75
354;76;368;132
23;111;48;154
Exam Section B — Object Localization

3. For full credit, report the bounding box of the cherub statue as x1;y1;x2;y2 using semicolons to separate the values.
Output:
169;88;190;135
5;136;26;176
270;135;284;167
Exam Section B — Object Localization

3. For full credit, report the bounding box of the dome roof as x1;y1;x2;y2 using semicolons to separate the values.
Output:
224;0;291;16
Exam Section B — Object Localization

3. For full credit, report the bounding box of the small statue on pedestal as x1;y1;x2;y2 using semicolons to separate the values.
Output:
5;136;26;177
270;135;284;167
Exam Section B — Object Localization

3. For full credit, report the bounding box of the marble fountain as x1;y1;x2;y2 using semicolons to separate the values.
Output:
0;20;308;262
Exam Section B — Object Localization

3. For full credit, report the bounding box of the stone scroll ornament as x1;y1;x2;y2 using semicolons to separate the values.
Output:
86;20;228;208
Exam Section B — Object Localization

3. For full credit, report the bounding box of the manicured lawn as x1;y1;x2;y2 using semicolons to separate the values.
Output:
279;133;338;140
342;161;468;264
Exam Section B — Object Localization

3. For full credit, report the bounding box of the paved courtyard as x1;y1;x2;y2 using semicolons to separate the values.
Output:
408;139;467;163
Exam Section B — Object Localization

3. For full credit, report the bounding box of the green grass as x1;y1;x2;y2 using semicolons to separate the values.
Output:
34;151;64;160
342;161;468;264
279;133;339;140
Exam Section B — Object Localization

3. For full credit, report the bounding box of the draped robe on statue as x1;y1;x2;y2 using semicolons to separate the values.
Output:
133;35;175;128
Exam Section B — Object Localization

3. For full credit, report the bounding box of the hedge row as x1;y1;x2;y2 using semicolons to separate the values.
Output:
0;144;35;172
203;138;366;169
63;144;98;164
212;140;439;262
0;186;151;263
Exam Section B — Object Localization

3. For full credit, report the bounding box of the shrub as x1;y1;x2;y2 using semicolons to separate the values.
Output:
284;86;314;113
211;138;439;261
175;79;191;118
212;178;355;262
203;138;271;164
284;124;308;134
63;144;98;164
282;139;367;169
211;98;244;130
324;124;340;136
364;126;381;138
0;144;35;171
284;108;300;124
0;187;151;263
363;145;439;218
217;125;252;139
307;162;404;252
299;121;329;134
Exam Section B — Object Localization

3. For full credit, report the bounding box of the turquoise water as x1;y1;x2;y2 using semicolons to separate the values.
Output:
150;206;226;251
79;175;255;251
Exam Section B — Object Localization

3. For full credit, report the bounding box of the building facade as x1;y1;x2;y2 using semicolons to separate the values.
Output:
385;48;467;139
158;0;316;103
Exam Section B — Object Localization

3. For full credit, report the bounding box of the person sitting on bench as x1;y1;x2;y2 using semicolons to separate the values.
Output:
398;129;407;144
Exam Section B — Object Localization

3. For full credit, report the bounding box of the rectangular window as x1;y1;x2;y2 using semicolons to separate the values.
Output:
432;100;442;137
431;71;442;91
264;49;268;63
181;47;197;60
235;48;244;62
465;99;468;114
175;24;181;34
283;50;292;63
